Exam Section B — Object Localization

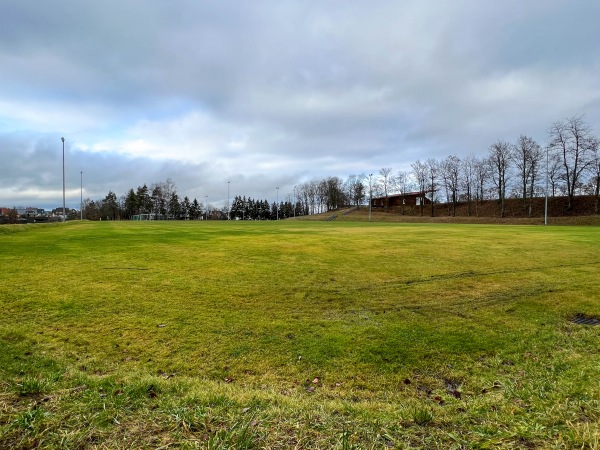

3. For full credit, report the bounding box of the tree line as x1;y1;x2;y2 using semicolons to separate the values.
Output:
405;115;599;217
290;115;599;218
84;179;206;220
83;175;361;221
82;114;600;220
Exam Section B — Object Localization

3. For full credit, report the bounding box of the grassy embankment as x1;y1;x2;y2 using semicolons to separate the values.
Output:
300;206;600;226
1;221;599;448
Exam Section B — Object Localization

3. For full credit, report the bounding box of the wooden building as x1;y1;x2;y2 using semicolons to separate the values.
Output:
371;192;431;208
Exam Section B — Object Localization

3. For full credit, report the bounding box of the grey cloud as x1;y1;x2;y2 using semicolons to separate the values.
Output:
1;1;600;209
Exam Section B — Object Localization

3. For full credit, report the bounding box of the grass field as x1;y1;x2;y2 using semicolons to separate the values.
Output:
1;220;599;449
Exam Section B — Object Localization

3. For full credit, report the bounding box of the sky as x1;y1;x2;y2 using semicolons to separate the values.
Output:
1;1;600;210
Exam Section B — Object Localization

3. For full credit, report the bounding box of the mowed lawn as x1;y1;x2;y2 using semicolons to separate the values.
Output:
1;220;599;448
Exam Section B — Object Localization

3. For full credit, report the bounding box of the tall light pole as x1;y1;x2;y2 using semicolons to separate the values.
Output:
544;145;549;226
205;195;208;221
368;173;373;222
61;137;66;222
80;171;83;220
293;185;297;218
276;187;279;220
227;180;230;220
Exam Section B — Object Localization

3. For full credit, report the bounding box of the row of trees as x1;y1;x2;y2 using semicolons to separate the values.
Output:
81;115;599;221
83;181;305;221
82;176;359;221
275;115;599;218
229;196;305;220
382;115;599;217
83;179;209;221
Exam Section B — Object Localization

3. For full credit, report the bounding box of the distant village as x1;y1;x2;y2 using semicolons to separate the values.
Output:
0;206;80;224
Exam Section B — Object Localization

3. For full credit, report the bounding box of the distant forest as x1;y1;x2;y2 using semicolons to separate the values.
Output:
79;114;599;220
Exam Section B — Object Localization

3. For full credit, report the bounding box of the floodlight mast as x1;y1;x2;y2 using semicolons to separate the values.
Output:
62;137;66;222
368;173;373;222
544;145;549;226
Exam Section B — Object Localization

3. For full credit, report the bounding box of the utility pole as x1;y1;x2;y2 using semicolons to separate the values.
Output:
80;171;83;220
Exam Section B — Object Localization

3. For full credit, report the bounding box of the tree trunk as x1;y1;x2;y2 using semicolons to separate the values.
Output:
567;193;574;211
595;181;599;214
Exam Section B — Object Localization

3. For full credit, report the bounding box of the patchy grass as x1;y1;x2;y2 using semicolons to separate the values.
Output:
1;220;599;448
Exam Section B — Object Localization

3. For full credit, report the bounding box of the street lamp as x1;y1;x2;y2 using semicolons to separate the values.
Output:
293;185;297;218
227;180;230;220
205;195;208;221
61;137;66;222
276;186;279;220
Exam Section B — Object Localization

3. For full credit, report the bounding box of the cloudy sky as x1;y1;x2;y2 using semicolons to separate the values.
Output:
1;1;600;210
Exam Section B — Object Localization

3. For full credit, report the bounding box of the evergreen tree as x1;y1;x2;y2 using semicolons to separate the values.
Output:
181;196;191;220
230;195;243;219
124;189;137;219
102;191;119;220
190;198;200;220
136;184;152;213
169;192;181;219
86;201;101;221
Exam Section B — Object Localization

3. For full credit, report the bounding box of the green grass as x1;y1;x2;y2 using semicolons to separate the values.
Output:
1;220;599;448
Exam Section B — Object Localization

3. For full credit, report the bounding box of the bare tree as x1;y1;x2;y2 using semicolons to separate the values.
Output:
426;158;439;217
411;160;427;216
440;155;461;216
547;150;563;197
317;180;328;213
395;170;409;215
439;162;451;214
474;157;490;210
512;135;543;217
488;141;512;218
346;174;366;210
306;181;318;214
461;155;477;216
589;138;600;213
378;167;393;212
527;145;544;216
159;178;177;217
548;115;596;210
324;176;345;210
296;183;310;216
